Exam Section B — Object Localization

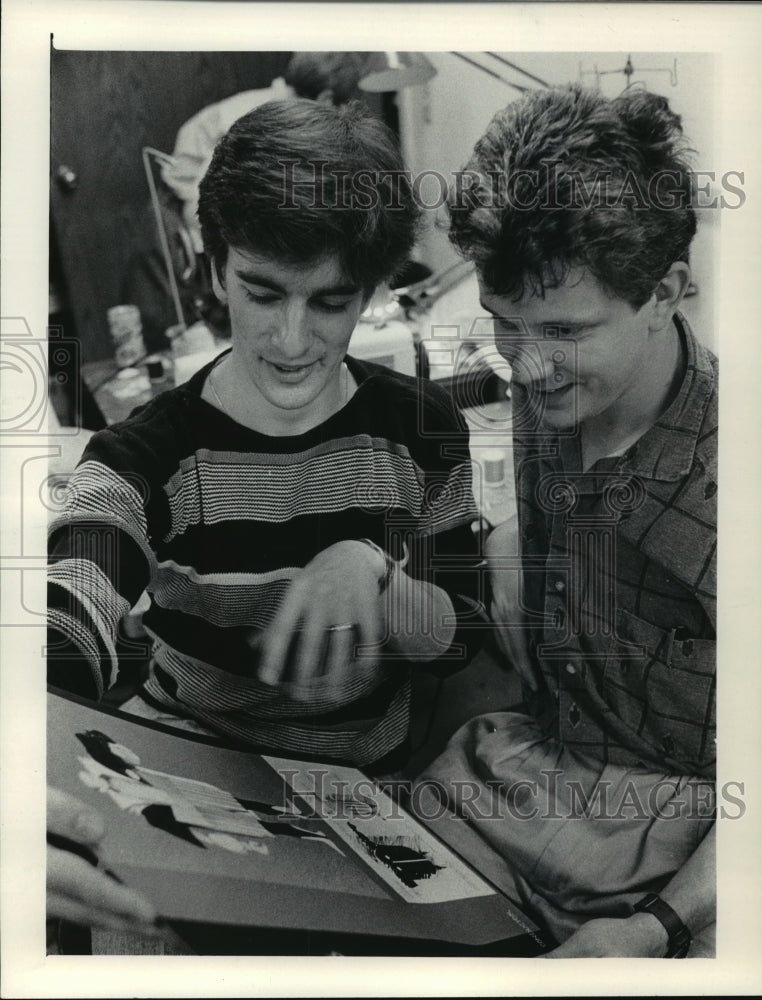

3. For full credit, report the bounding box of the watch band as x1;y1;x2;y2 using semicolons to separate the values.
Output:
632;893;692;958
358;539;406;594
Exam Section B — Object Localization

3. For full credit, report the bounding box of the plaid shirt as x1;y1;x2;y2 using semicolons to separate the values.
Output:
513;313;717;778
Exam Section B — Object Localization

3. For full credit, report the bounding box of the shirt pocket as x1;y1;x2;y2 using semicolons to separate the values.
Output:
604;608;716;773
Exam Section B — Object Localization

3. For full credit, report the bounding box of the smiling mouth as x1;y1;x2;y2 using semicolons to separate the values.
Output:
266;360;318;376
523;380;573;396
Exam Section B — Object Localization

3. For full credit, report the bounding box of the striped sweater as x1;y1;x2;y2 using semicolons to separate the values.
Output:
48;356;485;766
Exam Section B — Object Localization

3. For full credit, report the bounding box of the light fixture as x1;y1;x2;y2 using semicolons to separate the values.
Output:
359;52;437;92
359;51;550;96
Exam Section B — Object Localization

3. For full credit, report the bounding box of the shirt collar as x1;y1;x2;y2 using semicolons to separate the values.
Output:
615;312;716;482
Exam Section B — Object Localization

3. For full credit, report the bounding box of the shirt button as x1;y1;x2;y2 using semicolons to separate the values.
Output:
565;662;576;674
554;580;565;593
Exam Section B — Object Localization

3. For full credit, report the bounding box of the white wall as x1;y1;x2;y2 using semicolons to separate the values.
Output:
397;51;717;349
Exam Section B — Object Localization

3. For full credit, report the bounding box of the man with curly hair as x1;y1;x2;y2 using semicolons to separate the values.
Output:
416;85;717;957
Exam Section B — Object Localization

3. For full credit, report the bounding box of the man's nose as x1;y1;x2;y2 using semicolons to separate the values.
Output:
499;340;561;386
271;303;312;358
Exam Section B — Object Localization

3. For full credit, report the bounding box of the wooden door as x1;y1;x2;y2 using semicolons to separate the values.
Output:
50;49;293;361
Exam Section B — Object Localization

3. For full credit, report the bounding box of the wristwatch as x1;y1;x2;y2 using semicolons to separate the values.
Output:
358;538;407;594
632;893;692;957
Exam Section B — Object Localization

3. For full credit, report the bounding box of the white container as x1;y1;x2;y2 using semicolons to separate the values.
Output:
107;304;146;368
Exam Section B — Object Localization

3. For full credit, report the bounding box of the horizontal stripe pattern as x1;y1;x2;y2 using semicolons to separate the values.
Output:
47;605;114;696
47;356;483;764
163;439;427;542
420;460;480;534
54;459;150;538
152;559;299;629
146;632;398;716
48;557;131;651
143;650;410;767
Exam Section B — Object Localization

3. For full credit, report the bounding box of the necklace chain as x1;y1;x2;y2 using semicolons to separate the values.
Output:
209;363;228;414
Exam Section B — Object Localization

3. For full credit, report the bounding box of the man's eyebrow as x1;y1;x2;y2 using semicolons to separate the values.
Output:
234;269;360;297
479;304;588;329
479;303;521;326
234;270;284;292
312;283;361;297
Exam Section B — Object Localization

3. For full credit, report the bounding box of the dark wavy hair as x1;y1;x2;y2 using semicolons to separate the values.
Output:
447;85;697;308
198;98;420;295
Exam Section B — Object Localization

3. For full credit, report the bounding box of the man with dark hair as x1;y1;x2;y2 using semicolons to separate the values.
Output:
417;85;717;956
48;99;483;776
197;98;414;297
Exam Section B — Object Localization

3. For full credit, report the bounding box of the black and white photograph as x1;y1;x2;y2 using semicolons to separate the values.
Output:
1;1;761;997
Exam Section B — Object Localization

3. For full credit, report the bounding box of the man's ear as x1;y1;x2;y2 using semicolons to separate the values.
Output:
648;262;691;332
210;259;228;304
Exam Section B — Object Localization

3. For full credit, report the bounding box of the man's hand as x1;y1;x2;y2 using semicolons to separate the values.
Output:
256;540;385;700
47;787;158;934
544;913;668;958
485;517;537;690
